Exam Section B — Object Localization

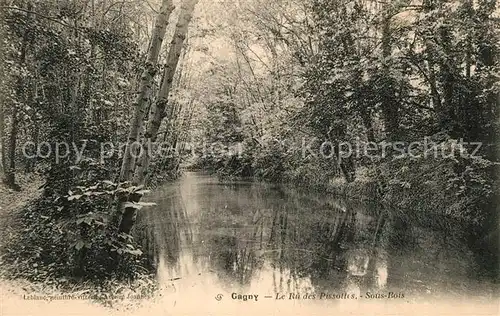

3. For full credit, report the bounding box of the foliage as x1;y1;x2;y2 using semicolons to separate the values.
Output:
190;0;499;269
0;0;162;294
1;166;153;282
380;137;497;226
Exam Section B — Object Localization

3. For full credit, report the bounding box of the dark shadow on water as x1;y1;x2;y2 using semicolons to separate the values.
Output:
134;172;497;299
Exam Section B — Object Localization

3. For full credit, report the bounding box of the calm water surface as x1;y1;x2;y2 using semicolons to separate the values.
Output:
134;172;496;310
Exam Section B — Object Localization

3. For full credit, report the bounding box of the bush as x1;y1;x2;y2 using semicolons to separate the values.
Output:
380;138;496;227
1;159;153;284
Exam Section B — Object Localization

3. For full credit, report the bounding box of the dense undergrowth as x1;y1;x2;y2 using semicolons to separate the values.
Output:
0;176;159;308
0;155;174;307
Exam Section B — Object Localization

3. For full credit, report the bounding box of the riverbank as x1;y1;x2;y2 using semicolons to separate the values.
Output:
298;161;498;280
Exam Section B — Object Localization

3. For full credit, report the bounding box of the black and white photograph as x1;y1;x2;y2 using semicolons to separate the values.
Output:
0;0;498;315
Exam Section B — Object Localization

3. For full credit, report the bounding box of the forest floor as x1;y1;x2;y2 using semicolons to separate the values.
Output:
0;174;43;251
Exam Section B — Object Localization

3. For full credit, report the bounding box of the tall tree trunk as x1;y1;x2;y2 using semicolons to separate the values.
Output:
0;96;4;178
421;0;443;131
4;2;32;190
119;0;199;235
439;24;455;133
6;108;19;189
0;1;5;178
118;0;174;184
380;11;399;141
0;102;5;179
476;0;497;161
360;106;375;143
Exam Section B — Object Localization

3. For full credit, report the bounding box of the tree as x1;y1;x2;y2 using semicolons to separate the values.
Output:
118;0;200;235
3;2;33;190
0;0;5;179
118;0;174;184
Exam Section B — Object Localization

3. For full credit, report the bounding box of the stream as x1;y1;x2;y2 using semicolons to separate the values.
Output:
134;172;496;312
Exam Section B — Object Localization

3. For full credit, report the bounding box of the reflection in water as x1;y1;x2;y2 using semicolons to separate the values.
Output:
134;172;495;304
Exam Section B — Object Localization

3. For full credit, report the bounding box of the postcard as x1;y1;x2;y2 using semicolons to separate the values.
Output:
0;0;498;315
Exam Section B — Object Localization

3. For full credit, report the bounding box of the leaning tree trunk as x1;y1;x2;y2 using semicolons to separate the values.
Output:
118;0;174;184
119;0;200;235
114;0;174;233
